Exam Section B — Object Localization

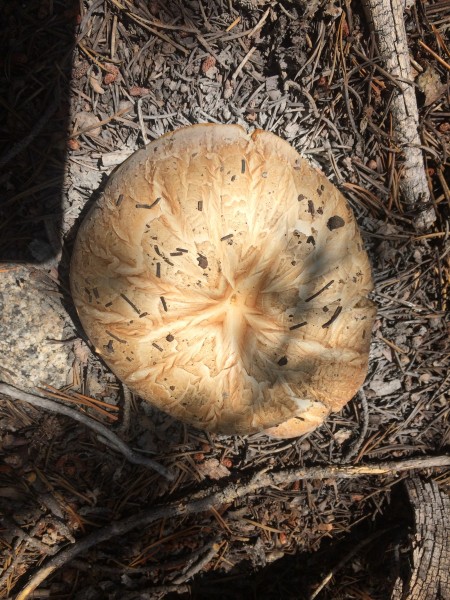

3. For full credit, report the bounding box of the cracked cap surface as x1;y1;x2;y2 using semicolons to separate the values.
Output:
70;124;376;438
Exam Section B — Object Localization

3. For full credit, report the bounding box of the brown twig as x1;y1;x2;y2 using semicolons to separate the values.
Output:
14;455;450;600
418;39;450;72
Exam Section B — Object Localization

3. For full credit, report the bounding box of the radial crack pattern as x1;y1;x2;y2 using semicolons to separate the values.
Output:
70;125;376;437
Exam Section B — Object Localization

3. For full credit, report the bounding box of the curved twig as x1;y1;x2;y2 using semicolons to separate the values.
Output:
14;454;450;600
172;537;222;585
0;383;174;481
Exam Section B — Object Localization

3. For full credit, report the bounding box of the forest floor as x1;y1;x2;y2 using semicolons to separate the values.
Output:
0;0;449;599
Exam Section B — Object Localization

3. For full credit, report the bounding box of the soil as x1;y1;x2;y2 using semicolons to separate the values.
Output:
0;1;449;599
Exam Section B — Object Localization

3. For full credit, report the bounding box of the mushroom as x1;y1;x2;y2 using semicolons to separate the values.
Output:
70;124;376;438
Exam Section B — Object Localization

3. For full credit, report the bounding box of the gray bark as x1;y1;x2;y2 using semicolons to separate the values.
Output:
392;478;450;599
364;0;435;229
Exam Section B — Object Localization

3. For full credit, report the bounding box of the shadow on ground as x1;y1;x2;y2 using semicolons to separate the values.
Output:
0;0;76;263
166;484;412;600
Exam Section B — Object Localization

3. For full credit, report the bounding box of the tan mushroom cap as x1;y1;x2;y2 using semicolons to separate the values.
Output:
70;124;376;438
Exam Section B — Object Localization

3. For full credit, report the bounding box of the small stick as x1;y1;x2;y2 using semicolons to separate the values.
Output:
172;538;221;584
0;383;174;481
121;585;190;598
115;383;132;437
69;105;131;139
226;16;241;32
249;7;271;37
341;389;369;463
232;46;257;80
13;454;450;600
309;527;395;600
0;517;58;556
136;97;149;145
418;39;450;73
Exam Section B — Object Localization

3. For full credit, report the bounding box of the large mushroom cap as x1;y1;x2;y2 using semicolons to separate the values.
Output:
70;124;376;438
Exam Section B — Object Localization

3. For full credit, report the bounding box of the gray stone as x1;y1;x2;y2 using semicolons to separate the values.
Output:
0;266;73;390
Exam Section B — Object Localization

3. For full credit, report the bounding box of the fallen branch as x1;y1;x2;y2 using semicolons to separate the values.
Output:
0;383;174;481
363;0;436;228
14;454;450;600
121;584;190;599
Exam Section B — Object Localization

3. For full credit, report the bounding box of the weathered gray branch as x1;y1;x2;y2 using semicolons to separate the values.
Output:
0;383;174;481
364;0;435;228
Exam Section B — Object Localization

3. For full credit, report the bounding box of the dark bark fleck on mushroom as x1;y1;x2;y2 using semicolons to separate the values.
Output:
327;216;345;230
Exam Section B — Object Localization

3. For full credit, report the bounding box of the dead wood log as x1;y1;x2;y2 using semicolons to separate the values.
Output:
364;0;435;229
392;478;450;599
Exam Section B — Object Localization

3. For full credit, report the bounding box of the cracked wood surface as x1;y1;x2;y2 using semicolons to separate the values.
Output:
392;478;450;600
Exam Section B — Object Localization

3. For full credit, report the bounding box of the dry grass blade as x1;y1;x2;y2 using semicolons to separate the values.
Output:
38;384;119;421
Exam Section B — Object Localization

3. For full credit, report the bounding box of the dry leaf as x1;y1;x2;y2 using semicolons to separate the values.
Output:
417;67;446;106
104;73;116;85
196;458;230;480
324;1;342;18
74;111;101;136
89;73;105;94
333;428;353;445
317;523;334;532
129;85;151;97
201;55;217;79
67;138;80;151
72;339;91;365
369;377;402;396
104;63;120;84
